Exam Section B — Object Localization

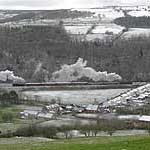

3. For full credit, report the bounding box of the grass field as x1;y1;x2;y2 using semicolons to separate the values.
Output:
0;106;21;122
0;105;38;134
0;136;150;150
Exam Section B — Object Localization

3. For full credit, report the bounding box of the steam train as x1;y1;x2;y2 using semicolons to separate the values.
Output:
12;81;133;87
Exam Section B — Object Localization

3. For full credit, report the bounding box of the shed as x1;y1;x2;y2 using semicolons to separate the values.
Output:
37;113;55;120
84;104;100;113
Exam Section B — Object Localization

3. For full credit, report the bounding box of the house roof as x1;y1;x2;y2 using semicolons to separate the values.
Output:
45;104;60;110
23;110;39;115
86;104;99;111
37;113;54;119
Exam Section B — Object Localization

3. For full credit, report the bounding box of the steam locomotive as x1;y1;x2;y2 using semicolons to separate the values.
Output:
12;81;133;87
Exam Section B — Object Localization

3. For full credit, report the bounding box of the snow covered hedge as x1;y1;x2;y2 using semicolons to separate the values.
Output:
0;70;25;83
52;58;122;82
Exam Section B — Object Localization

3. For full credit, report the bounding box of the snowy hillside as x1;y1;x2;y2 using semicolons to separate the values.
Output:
1;5;150;42
128;10;150;17
122;28;150;39
108;84;150;107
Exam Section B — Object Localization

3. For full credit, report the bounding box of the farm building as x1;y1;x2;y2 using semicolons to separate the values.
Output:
19;110;39;119
42;104;63;114
84;104;100;113
37;113;55;120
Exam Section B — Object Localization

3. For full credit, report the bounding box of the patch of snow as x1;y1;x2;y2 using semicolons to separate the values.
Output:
85;33;107;41
64;25;91;34
118;115;150;122
76;113;98;119
118;115;140;120
108;83;150;106
123;28;150;39
139;116;150;122
21;89;128;105
72;8;124;21
92;23;125;34
128;10;150;17
0;13;18;19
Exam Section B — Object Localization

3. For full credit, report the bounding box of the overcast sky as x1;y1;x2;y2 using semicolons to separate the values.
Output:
0;0;150;10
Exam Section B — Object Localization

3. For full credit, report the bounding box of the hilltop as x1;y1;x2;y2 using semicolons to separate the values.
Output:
0;7;150;82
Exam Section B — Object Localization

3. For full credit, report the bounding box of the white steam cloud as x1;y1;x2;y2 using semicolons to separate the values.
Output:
0;70;25;83
52;58;122;82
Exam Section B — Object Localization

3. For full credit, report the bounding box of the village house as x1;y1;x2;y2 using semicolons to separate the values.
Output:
99;101;111;113
19;104;63;120
19;109;56;120
19;110;39;119
83;104;100;113
42;104;63;114
37;112;55;120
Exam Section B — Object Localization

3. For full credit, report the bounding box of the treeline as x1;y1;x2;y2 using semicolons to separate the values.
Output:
0;25;150;82
40;9;93;19
0;119;131;138
0;90;41;106
114;16;150;28
0;10;93;24
2;118;150;138
0;91;19;106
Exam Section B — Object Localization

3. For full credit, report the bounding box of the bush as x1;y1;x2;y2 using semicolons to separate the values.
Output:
15;124;37;137
9;91;19;104
40;126;58;138
15;125;58;138
0;91;19;106
1;112;13;122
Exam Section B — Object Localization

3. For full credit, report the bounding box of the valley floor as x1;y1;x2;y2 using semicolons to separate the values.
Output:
0;135;150;150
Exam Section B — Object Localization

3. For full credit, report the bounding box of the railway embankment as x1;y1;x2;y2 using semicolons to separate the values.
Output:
0;82;146;92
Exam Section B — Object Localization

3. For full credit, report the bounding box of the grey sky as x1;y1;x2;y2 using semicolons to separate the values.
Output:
0;0;99;9
0;0;150;10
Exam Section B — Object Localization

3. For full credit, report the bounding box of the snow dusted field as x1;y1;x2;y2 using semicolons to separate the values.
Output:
64;25;91;34
92;23;125;34
72;8;124;21
122;28;150;38
128;10;150;17
0;12;18;19
2;6;150;41
108;83;150;107
21;89;129;105
69;6;150;41
64;23;125;41
86;34;111;41
63;8;125;39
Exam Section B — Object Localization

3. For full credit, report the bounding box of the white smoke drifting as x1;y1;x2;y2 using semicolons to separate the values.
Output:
52;58;122;82
0;70;25;83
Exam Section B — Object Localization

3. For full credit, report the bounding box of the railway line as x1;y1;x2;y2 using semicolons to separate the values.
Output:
12;81;133;87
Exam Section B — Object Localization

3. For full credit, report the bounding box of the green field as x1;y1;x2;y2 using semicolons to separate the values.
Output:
0;136;150;150
0;106;21;122
0;105;39;134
